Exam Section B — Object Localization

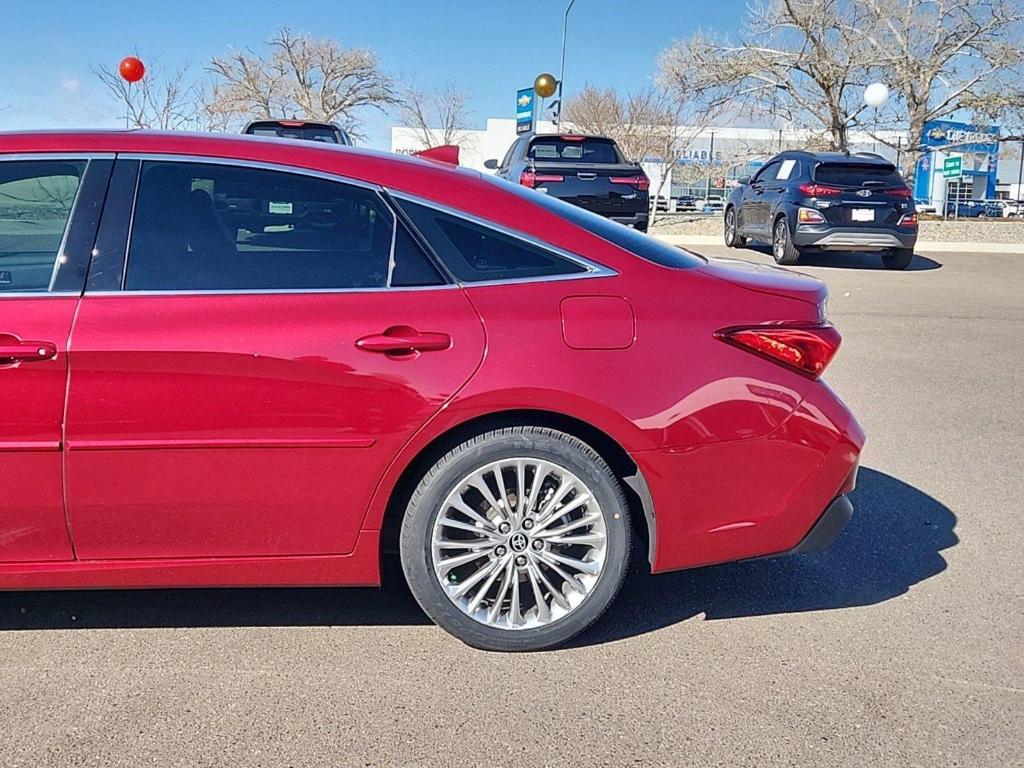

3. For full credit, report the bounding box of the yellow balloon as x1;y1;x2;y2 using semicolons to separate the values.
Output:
534;73;558;99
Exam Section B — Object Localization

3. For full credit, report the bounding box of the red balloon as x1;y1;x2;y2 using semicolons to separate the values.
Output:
118;56;145;83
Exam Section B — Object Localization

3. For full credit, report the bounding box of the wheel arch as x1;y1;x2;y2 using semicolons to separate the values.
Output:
376;408;657;570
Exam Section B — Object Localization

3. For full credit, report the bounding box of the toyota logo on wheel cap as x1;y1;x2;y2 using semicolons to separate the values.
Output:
509;533;528;552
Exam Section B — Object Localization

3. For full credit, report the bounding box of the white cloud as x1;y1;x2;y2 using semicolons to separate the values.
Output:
60;77;81;94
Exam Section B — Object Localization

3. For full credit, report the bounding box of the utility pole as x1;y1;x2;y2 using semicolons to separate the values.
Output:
554;0;575;128
705;131;716;202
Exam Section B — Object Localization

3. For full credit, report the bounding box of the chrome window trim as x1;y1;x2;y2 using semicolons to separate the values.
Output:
0;152;116;162
0;154;100;297
387;191;618;287
110;153;453;296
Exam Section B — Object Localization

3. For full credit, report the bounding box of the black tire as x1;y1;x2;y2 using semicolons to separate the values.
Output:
724;207;746;247
771;216;801;265
883;248;914;270
399;426;631;652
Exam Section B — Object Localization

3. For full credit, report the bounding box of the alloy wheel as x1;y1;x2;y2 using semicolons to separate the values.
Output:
773;221;787;260
430;458;608;630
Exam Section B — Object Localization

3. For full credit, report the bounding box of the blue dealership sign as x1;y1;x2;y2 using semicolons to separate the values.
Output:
914;119;1000;201
516;88;535;134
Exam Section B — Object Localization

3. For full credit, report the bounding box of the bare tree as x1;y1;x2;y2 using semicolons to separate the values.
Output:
396;83;473;149
659;1;874;151
208;28;396;131
93;56;202;130
565;85;711;223
855;0;1024;178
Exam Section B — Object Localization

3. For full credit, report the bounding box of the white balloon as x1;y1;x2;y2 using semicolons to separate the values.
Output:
864;82;890;108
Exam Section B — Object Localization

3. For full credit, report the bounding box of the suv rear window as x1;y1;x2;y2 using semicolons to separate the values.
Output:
528;137;621;164
245;122;344;144
814;163;903;187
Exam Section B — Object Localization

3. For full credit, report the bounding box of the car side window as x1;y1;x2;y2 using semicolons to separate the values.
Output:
0;159;87;293
124;161;442;291
774;159;800;181
396;199;589;283
754;162;779;184
499;140;519;170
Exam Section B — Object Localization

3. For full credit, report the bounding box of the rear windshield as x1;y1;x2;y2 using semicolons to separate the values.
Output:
247;123;341;144
528;137;621;164
482;175;704;270
814;163;902;186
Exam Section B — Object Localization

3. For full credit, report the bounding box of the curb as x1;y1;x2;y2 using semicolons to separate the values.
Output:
651;233;1024;254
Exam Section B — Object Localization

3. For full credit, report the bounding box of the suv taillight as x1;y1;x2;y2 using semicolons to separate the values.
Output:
610;175;650;191
888;187;913;198
715;323;842;379
799;183;842;197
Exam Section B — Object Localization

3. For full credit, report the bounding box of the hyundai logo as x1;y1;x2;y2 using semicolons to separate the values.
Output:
856;189;872;197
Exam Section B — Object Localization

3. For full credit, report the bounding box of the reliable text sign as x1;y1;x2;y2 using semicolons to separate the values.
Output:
942;155;963;178
516;88;535;134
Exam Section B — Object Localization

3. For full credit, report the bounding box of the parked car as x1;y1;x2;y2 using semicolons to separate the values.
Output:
944;199;988;218
0;130;863;651
485;134;649;232
243;119;354;146
703;195;725;212
725;150;918;269
982;199;1022;218
675;195;698;211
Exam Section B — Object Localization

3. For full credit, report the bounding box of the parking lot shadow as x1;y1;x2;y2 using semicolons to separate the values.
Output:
574;467;957;647
0;468;955;643
742;243;943;271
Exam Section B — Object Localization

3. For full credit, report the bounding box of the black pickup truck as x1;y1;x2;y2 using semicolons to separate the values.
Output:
485;134;650;231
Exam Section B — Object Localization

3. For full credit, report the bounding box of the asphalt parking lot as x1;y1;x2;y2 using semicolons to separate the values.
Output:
1;245;1021;767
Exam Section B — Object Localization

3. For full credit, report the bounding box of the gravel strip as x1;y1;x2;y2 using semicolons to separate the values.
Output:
651;213;1024;243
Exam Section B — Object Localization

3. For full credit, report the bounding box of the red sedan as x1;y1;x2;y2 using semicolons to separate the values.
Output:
0;131;863;651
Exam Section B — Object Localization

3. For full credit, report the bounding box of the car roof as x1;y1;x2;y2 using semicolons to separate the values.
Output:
0;128;642;275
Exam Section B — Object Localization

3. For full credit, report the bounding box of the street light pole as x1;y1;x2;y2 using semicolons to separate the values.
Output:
555;0;575;128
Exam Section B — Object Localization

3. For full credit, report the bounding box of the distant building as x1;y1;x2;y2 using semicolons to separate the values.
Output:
391;117;1023;203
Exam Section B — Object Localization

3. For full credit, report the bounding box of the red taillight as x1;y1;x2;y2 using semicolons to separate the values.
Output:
560;134;585;141
799;183;842;197
610;175;650;191
278;120;305;127
715;323;842;379
888;186;913;198
520;170;564;188
898;212;918;228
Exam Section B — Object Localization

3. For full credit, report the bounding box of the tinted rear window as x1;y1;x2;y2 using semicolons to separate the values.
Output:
814;163;902;186
247;123;341;144
482;175;704;270
528;137;621;164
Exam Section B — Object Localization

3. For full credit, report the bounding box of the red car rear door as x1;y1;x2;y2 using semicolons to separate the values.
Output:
64;157;484;560
0;155;111;562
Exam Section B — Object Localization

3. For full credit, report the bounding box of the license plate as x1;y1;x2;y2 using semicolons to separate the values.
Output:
851;208;874;222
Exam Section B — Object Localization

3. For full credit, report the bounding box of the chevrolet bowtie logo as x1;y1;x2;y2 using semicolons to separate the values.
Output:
518;94;531;107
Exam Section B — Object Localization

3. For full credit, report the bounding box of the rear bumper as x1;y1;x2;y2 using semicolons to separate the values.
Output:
609;212;649;229
779;494;853;556
637;380;865;574
793;226;916;250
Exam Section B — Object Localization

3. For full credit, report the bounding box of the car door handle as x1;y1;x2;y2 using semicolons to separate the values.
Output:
356;327;452;354
0;337;57;363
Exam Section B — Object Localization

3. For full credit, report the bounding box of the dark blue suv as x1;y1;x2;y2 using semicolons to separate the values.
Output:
725;151;918;270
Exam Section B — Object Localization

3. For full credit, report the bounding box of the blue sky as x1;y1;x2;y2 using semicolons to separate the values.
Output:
1;0;746;148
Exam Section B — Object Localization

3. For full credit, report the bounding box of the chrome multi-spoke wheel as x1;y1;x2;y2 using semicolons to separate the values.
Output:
431;458;607;630
400;427;630;651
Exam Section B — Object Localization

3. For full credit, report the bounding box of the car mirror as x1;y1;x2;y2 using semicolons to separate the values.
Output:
738;175;751;185
483;159;499;170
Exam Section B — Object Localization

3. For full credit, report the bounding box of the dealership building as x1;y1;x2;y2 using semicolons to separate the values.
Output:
391;117;1024;205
